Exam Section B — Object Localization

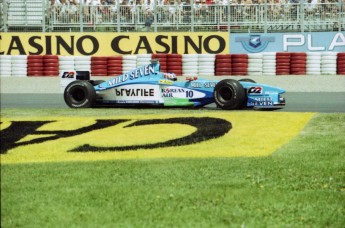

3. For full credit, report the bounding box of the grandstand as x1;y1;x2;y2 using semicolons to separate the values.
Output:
1;0;46;31
0;0;344;32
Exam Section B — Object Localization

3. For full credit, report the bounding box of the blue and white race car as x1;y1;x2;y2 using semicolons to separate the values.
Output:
63;60;285;110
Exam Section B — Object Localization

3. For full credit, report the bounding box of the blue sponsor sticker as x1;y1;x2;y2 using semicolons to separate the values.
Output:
248;97;274;106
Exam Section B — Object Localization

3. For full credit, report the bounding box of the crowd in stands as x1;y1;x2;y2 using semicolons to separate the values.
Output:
48;0;343;26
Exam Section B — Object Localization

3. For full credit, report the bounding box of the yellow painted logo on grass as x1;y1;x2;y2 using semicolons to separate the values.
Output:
0;112;314;164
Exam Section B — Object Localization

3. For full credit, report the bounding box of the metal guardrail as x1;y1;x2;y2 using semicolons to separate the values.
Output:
1;0;344;33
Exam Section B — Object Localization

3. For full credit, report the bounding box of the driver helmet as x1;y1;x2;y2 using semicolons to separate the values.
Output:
163;72;177;81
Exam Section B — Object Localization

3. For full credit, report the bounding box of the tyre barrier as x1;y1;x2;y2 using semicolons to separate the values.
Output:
182;54;198;77
75;56;91;72
215;54;231;76
122;55;137;74
167;54;182;75
337;53;345;75
290;52;307;75
307;52;321;75
91;56;108;76
321;52;337;75
248;53;263;76
0;55;12;77
28;55;44;77
276;52;291;75
136;54;152;68
231;54;248;76
43;55;59;77
12;55;27;77
59;56;74;76
0;52;344;77
198;54;215;76
262;52;276;76
107;56;123;76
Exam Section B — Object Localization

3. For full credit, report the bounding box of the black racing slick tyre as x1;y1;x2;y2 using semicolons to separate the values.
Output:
214;79;246;110
64;80;96;108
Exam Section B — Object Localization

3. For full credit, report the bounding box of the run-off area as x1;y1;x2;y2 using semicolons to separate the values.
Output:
0;112;314;164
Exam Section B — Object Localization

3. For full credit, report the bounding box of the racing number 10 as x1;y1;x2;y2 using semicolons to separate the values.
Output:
186;90;194;98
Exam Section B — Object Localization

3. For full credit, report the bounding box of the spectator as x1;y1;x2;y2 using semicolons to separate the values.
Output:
51;0;62;6
155;0;165;22
100;0;112;22
269;0;281;20
125;0;135;22
85;0;100;23
182;0;192;23
199;0;209;22
163;0;178;24
167;0;176;23
90;0;101;5
194;0;202;22
107;0;118;22
49;0;61;21
142;0;155;29
144;11;153;30
232;0;243;22
305;0;318;19
59;0;70;23
79;0;91;23
67;0;79;23
177;0;185;23
219;0;230;21
205;0;215;17
18;0;345;32
243;0;252;20
143;0;155;21
289;0;299;20
279;0;291;20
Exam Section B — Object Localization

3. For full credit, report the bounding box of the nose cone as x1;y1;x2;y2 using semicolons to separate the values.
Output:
275;86;285;94
262;84;285;94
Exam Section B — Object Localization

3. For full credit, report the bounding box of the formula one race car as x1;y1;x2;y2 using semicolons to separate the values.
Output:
63;60;285;110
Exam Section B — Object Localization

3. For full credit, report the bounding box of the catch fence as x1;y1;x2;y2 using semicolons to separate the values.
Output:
0;0;344;33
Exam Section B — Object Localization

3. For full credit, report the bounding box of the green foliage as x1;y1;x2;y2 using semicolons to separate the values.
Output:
1;113;344;227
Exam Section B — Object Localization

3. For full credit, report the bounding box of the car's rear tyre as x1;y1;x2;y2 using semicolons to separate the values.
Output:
214;79;246;110
64;80;96;108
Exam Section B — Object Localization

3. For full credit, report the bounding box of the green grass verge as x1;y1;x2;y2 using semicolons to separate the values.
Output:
1;110;345;227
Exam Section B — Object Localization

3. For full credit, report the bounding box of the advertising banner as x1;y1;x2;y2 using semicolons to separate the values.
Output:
0;32;229;56
230;32;345;53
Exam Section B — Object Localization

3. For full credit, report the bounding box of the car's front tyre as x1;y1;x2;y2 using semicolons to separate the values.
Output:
64;80;96;108
213;79;246;110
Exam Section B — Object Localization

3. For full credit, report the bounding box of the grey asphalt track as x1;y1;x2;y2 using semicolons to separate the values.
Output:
1;93;344;112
